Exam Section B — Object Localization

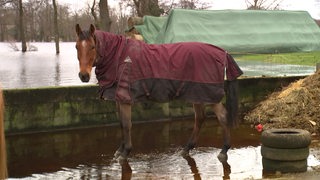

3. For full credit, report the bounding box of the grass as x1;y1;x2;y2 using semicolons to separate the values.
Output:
233;51;320;66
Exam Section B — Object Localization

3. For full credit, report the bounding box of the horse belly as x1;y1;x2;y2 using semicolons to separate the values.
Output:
130;79;225;103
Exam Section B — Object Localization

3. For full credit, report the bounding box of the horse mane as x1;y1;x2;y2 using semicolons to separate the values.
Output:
0;86;8;179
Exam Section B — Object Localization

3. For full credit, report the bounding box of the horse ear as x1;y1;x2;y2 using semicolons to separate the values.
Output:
76;24;81;36
89;24;95;36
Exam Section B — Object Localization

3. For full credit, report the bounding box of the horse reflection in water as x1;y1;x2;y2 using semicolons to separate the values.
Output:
120;159;132;180
75;24;243;163
184;155;231;180
119;154;231;180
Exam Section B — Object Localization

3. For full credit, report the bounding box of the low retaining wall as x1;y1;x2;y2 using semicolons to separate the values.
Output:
3;76;304;134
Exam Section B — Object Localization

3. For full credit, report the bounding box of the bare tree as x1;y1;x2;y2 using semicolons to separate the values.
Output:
245;0;283;10
0;0;124;43
159;0;211;15
53;0;59;54
99;0;112;31
110;3;130;34
0;0;13;6
0;8;7;41
58;5;75;41
179;0;210;9
90;0;100;29
18;0;26;52
133;0;163;17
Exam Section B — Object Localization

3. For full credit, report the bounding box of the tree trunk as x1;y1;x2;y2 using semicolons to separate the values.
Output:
19;0;26;52
99;0;111;31
91;0;100;29
53;0;59;54
133;0;162;17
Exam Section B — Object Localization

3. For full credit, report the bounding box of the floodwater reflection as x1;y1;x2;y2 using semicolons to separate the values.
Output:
6;118;261;179
120;160;132;180
183;155;201;180
6;118;320;179
0;42;97;89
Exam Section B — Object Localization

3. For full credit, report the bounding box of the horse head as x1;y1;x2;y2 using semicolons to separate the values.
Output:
75;24;97;82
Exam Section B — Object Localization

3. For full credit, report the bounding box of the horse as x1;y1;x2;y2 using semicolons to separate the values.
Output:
0;85;8;179
75;24;243;161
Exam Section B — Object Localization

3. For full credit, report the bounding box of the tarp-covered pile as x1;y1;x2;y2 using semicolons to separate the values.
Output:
134;16;167;44
134;9;320;54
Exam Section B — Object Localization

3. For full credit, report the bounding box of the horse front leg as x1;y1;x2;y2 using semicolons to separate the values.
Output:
114;102;132;161
212;103;230;161
181;103;206;156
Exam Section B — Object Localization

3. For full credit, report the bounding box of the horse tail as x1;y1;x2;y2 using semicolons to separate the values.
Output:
225;54;243;128
0;85;8;179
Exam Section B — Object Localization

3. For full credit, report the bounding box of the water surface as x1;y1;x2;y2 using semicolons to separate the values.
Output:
6;118;320;179
0;42;97;89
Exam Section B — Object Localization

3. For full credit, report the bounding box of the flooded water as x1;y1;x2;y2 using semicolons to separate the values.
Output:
6;118;320;179
0;42;97;89
237;61;315;77
0;42;315;89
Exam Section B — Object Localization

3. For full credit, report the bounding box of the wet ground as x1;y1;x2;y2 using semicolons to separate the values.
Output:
6;118;320;179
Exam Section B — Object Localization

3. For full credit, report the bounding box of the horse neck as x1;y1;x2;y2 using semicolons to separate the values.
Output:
95;31;128;65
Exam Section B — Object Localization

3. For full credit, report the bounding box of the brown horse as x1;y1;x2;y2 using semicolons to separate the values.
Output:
75;24;243;161
0;86;8;179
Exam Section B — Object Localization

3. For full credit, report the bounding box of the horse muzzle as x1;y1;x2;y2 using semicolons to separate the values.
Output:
78;72;90;82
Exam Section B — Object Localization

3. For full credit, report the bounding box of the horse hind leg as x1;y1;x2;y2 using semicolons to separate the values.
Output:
114;103;133;161
212;103;230;161
181;103;206;156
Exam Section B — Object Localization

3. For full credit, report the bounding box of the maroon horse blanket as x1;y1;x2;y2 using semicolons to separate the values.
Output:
94;31;243;104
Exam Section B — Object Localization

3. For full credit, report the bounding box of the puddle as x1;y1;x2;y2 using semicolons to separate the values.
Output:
6;118;320;179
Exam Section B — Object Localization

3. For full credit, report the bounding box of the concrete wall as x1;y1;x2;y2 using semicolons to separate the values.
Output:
3;76;304;134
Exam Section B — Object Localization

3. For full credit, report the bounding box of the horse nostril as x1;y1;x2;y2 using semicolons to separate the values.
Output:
78;72;90;82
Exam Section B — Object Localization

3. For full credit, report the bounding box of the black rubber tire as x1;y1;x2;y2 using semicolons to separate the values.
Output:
262;158;307;173
261;129;311;149
261;145;309;161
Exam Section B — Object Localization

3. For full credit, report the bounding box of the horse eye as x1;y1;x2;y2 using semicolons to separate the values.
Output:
91;46;95;50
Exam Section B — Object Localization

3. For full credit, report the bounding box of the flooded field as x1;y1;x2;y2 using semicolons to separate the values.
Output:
6;118;320;179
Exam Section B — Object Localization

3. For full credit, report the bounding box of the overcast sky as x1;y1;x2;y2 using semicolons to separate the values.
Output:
60;0;320;19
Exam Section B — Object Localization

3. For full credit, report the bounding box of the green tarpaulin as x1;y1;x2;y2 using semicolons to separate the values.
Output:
134;16;167;44
135;9;320;54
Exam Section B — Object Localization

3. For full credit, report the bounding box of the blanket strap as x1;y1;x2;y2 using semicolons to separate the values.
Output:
175;82;185;97
142;82;150;97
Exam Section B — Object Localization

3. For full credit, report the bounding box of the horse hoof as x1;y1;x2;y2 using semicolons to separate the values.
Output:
114;150;122;159
117;154;127;163
217;152;228;162
179;149;190;157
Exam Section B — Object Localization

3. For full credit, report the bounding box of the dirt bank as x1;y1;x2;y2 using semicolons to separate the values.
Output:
244;70;320;135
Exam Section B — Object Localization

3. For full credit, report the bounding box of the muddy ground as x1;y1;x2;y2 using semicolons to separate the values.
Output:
244;70;320;135
244;71;320;178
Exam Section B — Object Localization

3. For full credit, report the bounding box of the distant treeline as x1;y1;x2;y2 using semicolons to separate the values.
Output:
0;0;130;42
